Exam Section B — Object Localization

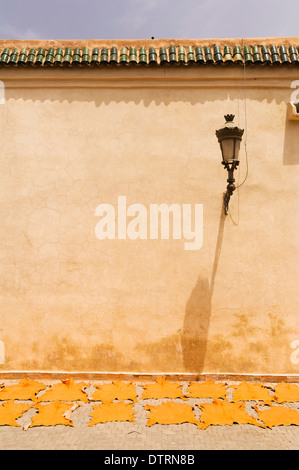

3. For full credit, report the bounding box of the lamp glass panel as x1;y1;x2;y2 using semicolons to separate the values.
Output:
221;138;235;161
234;139;241;160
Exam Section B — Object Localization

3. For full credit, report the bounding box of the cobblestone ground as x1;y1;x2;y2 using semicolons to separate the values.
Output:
0;379;298;450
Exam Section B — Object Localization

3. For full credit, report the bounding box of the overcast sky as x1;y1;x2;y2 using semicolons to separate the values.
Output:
0;0;297;40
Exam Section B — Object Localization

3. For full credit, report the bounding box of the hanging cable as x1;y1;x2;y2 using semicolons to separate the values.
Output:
235;37;249;189
228;38;249;225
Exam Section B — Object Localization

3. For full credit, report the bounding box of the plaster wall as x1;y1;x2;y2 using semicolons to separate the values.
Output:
0;65;298;374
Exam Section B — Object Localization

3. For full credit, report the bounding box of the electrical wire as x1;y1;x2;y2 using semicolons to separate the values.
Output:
236;38;249;190
228;38;249;225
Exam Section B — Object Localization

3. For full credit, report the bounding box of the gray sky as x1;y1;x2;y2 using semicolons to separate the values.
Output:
0;0;297;40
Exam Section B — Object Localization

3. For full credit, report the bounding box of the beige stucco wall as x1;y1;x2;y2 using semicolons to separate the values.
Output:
0;63;298;374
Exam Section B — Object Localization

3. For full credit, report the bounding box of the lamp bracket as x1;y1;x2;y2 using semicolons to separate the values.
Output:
222;160;239;215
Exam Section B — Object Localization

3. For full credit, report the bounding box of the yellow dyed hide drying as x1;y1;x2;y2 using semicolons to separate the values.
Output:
26;401;79;428
185;380;227;400
37;377;89;402
145;402;198;427
255;405;299;428
88;402;136;426
197;399;263;429
141;377;185;400
0;401;32;427
0;379;47;401
231;381;274;403
89;381;137;402
274;383;299;403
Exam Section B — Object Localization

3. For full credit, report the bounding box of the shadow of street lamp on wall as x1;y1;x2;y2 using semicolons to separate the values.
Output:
216;114;244;215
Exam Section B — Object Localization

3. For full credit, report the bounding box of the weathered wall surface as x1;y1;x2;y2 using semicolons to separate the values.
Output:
0;65;298;374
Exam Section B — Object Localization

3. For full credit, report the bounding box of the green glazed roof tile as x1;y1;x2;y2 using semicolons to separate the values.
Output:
91;47;99;64
35;47;45;65
10;48;19;65
72;47;82;65
148;47;157;64
289;45;298;63
18;48;27;66
261;45;271;63
178;46;186;63
110;46;118;63
233;46;243;63
223;46;233;62
270;45;280;64
129;47;137;63
54;47;63;65
1;48;10;65
244;45;253;63
27;48;36;65
204;46;213;62
139;47;147;64
0;43;298;67
252;45;262;63
186;46;195;63
195;46;204;63
213;45;223;63
63;47;72;66
82;47;90;64
279;45;289;63
45;47;55;65
159;47;168;64
99;48;108;64
120;46;128;64
169;45;177;62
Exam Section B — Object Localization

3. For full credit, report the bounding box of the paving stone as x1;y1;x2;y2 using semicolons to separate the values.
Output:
0;379;298;449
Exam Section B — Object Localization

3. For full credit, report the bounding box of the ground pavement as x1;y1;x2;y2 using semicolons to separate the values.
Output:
0;377;298;451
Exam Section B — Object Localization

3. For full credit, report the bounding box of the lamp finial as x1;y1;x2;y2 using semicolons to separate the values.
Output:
224;114;235;122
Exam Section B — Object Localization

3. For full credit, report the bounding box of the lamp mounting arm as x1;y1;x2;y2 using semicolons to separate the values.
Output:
222;160;239;215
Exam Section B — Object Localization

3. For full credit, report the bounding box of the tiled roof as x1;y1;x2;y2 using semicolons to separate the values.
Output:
0;41;298;67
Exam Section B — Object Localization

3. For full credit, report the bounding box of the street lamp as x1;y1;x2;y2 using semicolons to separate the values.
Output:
216;114;244;215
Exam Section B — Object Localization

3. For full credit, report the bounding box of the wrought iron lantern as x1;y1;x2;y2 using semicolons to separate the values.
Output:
216;114;244;215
